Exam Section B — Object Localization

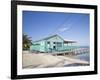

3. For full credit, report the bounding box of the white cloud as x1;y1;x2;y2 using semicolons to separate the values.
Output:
58;27;70;32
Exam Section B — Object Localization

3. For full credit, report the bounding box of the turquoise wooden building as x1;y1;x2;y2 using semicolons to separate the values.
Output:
30;34;76;53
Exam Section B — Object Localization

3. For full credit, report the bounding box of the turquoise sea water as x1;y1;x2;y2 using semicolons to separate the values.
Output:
74;52;90;61
75;46;90;61
65;46;90;66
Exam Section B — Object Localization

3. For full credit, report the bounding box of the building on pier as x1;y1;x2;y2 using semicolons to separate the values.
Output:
30;34;76;53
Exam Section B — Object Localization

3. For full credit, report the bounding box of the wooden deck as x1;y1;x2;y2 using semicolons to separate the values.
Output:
48;48;89;56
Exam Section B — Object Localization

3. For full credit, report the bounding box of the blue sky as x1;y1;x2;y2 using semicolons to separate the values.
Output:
23;11;90;46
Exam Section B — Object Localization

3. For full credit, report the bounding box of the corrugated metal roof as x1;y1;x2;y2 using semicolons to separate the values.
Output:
64;40;76;43
32;34;63;42
32;34;76;43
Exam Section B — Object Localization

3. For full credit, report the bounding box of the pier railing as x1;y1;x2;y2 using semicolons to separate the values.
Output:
51;48;89;56
73;48;89;55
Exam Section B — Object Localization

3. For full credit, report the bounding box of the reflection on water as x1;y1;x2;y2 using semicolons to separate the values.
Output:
74;53;90;62
65;53;90;67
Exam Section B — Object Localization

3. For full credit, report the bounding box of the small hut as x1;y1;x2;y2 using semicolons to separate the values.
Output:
30;34;76;53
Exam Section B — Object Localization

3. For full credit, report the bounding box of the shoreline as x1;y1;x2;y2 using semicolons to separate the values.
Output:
22;51;89;68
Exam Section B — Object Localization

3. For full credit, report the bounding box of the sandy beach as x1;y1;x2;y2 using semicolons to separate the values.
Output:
22;51;89;68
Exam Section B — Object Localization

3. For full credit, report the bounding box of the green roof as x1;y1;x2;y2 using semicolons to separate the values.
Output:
32;34;76;43
32;34;63;43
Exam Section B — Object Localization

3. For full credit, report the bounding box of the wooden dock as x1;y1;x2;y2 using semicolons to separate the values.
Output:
50;48;89;56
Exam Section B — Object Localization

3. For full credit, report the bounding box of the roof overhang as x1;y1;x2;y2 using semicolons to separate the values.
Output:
64;40;76;43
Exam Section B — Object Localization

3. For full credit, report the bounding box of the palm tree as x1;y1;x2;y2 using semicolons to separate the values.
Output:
23;34;33;50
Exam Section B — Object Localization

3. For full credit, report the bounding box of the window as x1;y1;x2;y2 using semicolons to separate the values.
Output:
47;41;50;44
56;42;62;47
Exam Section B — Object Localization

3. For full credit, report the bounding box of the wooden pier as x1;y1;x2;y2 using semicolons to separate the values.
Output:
51;48;89;56
73;48;89;55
